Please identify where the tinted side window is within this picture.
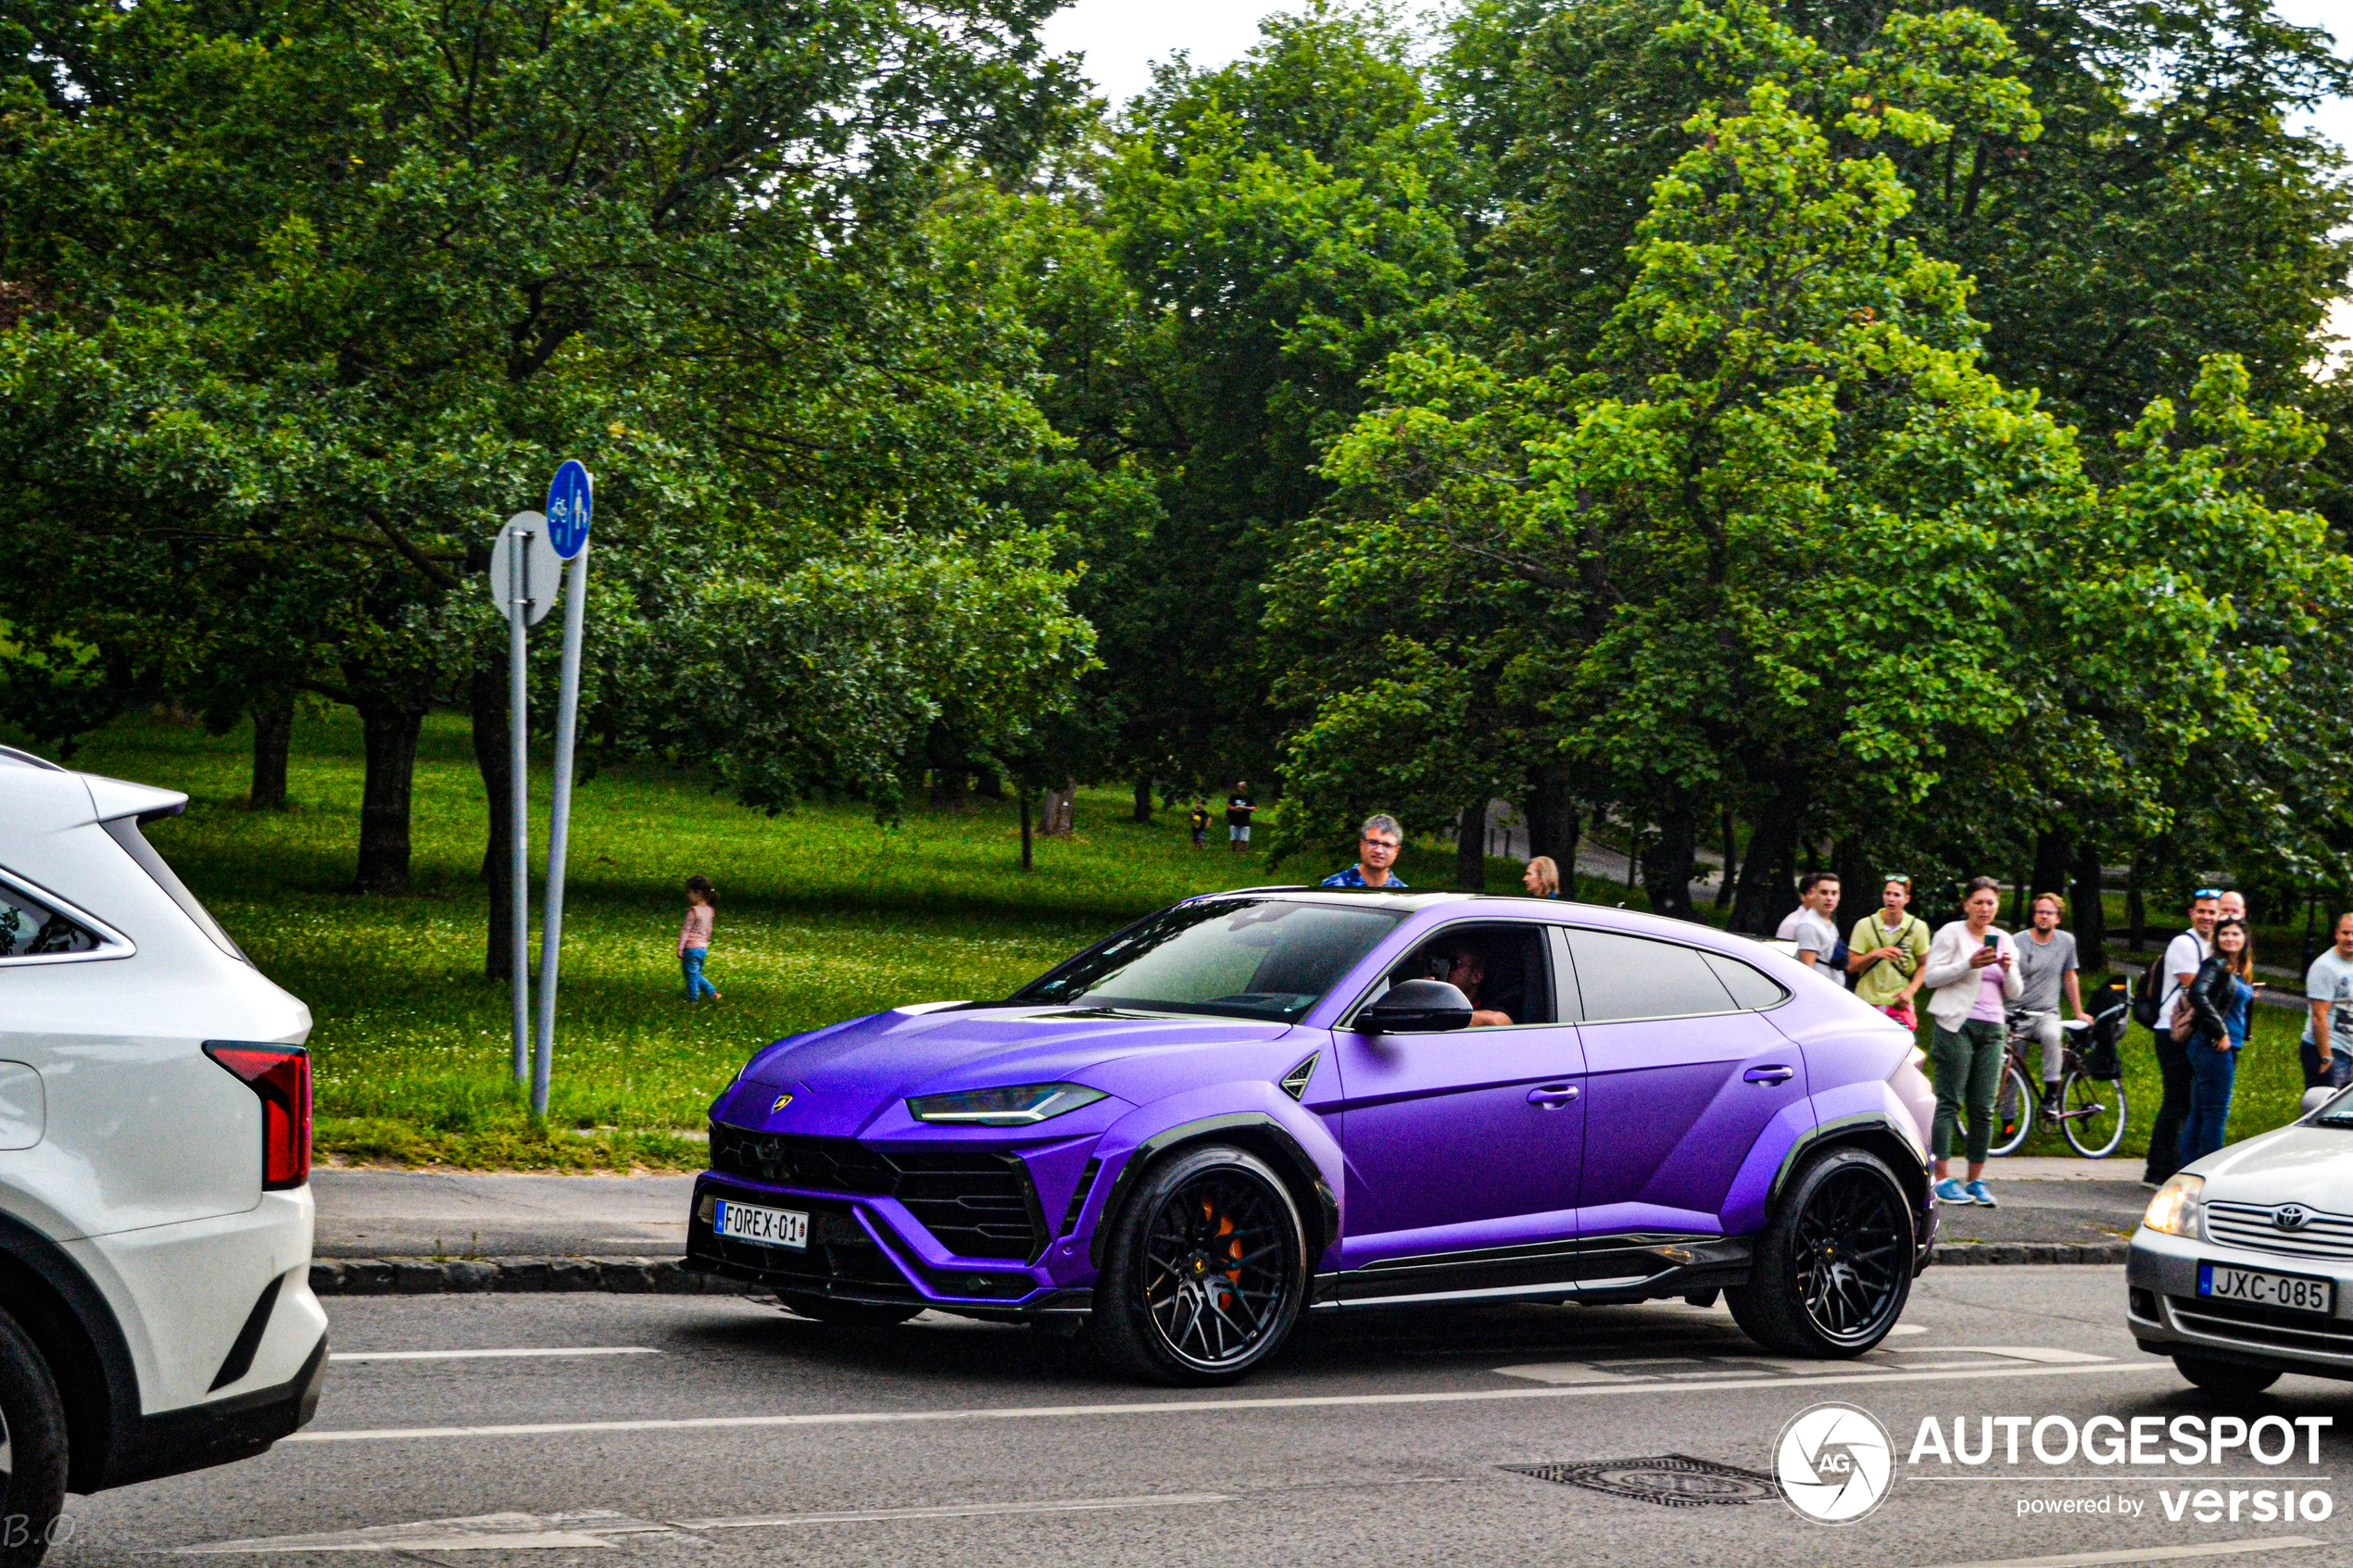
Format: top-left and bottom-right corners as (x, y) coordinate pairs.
(0, 878), (101, 960)
(1564, 929), (1738, 1022)
(1380, 922), (1555, 1027)
(1705, 951), (1789, 1010)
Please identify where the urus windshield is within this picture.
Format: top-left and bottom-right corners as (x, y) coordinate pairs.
(1014, 898), (1404, 1022)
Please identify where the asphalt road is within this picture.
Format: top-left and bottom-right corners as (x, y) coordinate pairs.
(56, 1268), (2353, 1568)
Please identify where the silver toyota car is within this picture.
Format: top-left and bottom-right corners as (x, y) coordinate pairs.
(2129, 1085), (2353, 1395)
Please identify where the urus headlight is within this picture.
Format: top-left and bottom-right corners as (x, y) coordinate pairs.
(907, 1083), (1106, 1126)
(2143, 1173), (2203, 1236)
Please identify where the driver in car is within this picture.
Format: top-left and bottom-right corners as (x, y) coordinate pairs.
(1437, 945), (1514, 1028)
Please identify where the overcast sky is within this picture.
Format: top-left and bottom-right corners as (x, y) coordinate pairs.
(1038, 0), (2352, 348)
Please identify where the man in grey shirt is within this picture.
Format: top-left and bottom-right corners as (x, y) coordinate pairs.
(1775, 872), (1843, 985)
(2016, 892), (2083, 1110)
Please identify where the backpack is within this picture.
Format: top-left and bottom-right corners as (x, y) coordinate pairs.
(2130, 947), (2171, 1030)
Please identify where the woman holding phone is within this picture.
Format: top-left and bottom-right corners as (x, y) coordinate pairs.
(1920, 877), (2023, 1207)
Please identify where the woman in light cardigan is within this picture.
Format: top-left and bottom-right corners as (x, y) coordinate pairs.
(1919, 878), (2022, 1208)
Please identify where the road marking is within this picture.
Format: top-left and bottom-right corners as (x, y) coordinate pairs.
(180, 1498), (1236, 1552)
(1917, 1536), (2327, 1568)
(330, 1348), (659, 1363)
(1494, 1346), (2108, 1384)
(283, 1359), (2167, 1445)
(673, 1494), (1235, 1529)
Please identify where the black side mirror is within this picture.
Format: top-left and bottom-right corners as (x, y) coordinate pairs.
(1357, 979), (1473, 1034)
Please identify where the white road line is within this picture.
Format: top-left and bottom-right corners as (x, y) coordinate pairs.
(330, 1348), (659, 1363)
(283, 1359), (2169, 1445)
(673, 1494), (1235, 1529)
(1918, 1536), (2327, 1568)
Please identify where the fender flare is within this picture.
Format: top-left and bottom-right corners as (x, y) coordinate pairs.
(0, 1210), (141, 1492)
(1765, 1110), (1931, 1218)
(1087, 1112), (1340, 1269)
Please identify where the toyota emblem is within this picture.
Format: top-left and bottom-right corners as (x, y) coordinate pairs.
(2276, 1204), (2309, 1232)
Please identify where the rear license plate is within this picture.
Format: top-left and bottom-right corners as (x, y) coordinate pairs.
(2198, 1261), (2333, 1315)
(714, 1198), (809, 1249)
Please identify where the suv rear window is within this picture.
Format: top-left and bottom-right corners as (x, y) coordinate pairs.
(102, 819), (249, 964)
(0, 876), (104, 959)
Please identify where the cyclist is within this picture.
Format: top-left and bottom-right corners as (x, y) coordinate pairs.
(2018, 892), (2087, 1113)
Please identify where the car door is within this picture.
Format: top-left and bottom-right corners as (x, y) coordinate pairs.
(1330, 921), (1587, 1303)
(1563, 927), (1808, 1267)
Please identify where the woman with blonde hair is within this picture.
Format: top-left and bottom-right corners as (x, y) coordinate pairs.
(1523, 856), (1562, 898)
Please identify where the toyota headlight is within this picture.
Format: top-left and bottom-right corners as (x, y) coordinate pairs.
(906, 1083), (1107, 1126)
(2143, 1173), (2203, 1236)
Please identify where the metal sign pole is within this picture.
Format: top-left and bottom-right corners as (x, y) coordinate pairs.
(526, 461), (593, 1123)
(531, 542), (588, 1120)
(509, 533), (531, 1085)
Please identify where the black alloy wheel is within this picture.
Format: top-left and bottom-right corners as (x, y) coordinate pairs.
(0, 1309), (68, 1568)
(1091, 1144), (1307, 1386)
(1729, 1147), (1914, 1358)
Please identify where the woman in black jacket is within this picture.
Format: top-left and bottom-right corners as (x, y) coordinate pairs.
(2176, 918), (2257, 1168)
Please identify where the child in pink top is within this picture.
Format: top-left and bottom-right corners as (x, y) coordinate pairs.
(679, 875), (719, 1002)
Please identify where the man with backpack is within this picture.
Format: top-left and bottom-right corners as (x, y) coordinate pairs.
(2139, 889), (2218, 1186)
(1848, 874), (1930, 1026)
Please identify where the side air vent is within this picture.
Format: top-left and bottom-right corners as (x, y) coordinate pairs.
(1060, 1157), (1101, 1236)
(1279, 1053), (1319, 1101)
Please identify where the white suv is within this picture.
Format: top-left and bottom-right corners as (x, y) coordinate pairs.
(0, 745), (326, 1564)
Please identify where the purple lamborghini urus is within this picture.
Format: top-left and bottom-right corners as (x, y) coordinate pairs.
(687, 890), (1939, 1385)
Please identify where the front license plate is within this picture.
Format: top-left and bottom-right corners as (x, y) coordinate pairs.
(2199, 1261), (2334, 1315)
(714, 1198), (809, 1250)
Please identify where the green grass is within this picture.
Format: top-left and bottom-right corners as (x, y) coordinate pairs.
(22, 709), (2319, 1170)
(37, 709), (1479, 1168)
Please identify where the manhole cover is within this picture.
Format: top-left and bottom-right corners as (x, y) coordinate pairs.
(1503, 1454), (1779, 1507)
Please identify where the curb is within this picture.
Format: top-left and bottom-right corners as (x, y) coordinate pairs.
(311, 1242), (2128, 1298)
(1931, 1241), (2127, 1266)
(308, 1257), (745, 1297)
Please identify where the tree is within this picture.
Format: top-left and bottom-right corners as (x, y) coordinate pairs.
(0, 0), (1086, 895)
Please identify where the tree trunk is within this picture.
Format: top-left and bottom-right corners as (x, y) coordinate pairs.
(1524, 763), (1577, 866)
(1833, 838), (1869, 921)
(249, 701), (293, 810)
(2070, 836), (2106, 972)
(972, 765), (1004, 800)
(2032, 829), (2072, 910)
(1714, 806), (1738, 909)
(470, 662), (514, 981)
(1019, 789), (1033, 872)
(925, 721), (966, 809)
(1457, 800), (1487, 892)
(2126, 858), (2145, 948)
(354, 695), (423, 895)
(1132, 776), (1153, 822)
(1041, 779), (1076, 836)
(1640, 800), (1698, 922)
(1730, 783), (1805, 935)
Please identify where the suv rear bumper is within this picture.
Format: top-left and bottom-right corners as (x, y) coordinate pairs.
(102, 1330), (328, 1488)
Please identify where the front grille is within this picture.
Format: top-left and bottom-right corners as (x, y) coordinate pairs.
(2168, 1293), (2353, 1359)
(710, 1125), (1046, 1261)
(2205, 1201), (2353, 1261)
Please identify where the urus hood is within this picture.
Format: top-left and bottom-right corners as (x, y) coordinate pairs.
(714, 1004), (1301, 1138)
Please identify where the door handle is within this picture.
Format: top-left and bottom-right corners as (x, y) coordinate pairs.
(1527, 1085), (1579, 1108)
(1744, 1065), (1795, 1085)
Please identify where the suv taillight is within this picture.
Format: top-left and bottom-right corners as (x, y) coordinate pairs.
(204, 1042), (311, 1189)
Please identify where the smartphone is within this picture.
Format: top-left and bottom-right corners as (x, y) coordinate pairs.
(1982, 935), (1999, 950)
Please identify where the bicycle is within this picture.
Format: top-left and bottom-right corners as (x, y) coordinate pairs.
(1971, 998), (2132, 1159)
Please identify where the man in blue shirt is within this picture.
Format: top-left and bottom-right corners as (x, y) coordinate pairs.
(1324, 814), (1408, 889)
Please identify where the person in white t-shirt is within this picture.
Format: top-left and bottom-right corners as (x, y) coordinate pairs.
(1775, 872), (1843, 985)
(2302, 911), (2353, 1092)
(2142, 890), (2218, 1186)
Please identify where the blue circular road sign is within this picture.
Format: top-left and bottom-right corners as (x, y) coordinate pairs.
(546, 460), (593, 558)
